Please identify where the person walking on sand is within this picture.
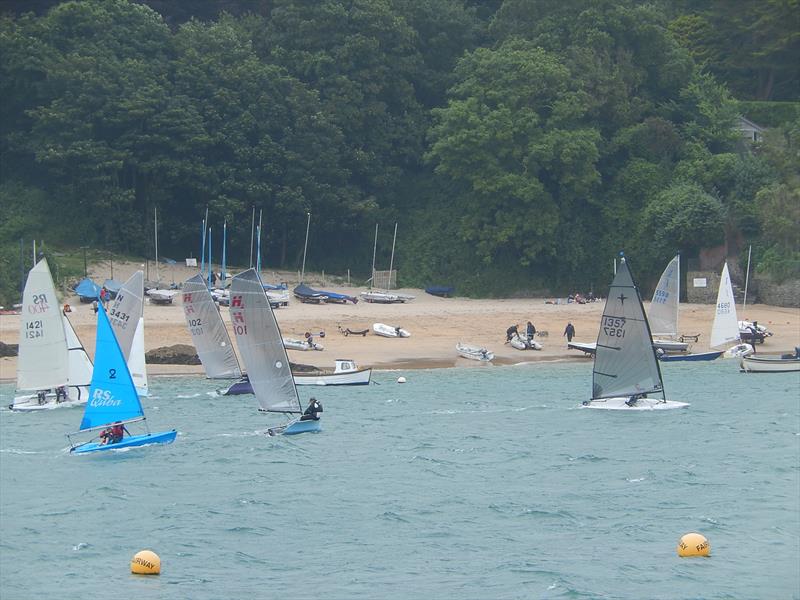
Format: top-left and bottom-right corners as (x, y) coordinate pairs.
(563, 322), (575, 345)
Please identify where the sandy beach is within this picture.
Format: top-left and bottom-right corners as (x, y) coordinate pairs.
(1, 260), (798, 381)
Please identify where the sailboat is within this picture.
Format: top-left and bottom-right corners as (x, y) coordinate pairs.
(108, 271), (148, 396)
(11, 258), (92, 411)
(230, 269), (321, 435)
(658, 262), (750, 362)
(582, 255), (689, 410)
(181, 273), (242, 380)
(68, 304), (176, 454)
(648, 255), (689, 353)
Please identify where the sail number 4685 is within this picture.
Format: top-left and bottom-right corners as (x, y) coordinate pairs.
(602, 316), (626, 337)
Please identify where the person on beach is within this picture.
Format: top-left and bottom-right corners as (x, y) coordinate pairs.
(304, 331), (314, 347)
(92, 300), (99, 314)
(564, 322), (575, 343)
(526, 321), (536, 341)
(300, 397), (323, 421)
(506, 324), (519, 341)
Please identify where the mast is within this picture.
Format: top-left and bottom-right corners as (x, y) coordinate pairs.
(249, 205), (256, 268)
(387, 222), (398, 291)
(200, 218), (206, 276)
(256, 209), (263, 273)
(154, 207), (159, 283)
(300, 212), (311, 283)
(370, 223), (378, 288)
(743, 244), (752, 312)
(221, 220), (227, 282)
(676, 253), (681, 335)
(207, 227), (212, 287)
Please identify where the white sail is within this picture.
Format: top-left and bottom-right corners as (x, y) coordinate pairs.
(182, 274), (241, 379)
(592, 257), (664, 401)
(63, 313), (93, 393)
(16, 259), (69, 392)
(128, 317), (149, 396)
(230, 269), (300, 413)
(108, 270), (144, 361)
(710, 263), (740, 349)
(648, 255), (680, 337)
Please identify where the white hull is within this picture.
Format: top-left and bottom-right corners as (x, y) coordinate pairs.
(10, 387), (88, 411)
(509, 334), (542, 350)
(723, 343), (754, 359)
(568, 341), (596, 354)
(652, 339), (689, 352)
(740, 356), (800, 373)
(373, 323), (410, 338)
(294, 368), (372, 386)
(456, 343), (494, 362)
(361, 291), (415, 303)
(283, 337), (324, 351)
(582, 397), (690, 410)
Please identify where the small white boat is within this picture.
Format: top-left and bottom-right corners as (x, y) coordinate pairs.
(283, 337), (324, 351)
(582, 255), (689, 411)
(508, 333), (542, 350)
(372, 323), (410, 338)
(568, 341), (596, 355)
(456, 343), (493, 362)
(146, 289), (179, 304)
(724, 343), (754, 359)
(652, 339), (689, 353)
(360, 291), (415, 303)
(740, 351), (800, 373)
(294, 359), (372, 386)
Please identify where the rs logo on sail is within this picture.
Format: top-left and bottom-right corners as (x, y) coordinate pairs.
(90, 389), (121, 407)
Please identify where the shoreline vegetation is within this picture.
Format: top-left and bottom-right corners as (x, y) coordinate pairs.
(1, 261), (798, 383)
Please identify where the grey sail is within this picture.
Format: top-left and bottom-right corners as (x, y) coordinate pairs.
(182, 274), (241, 379)
(230, 269), (300, 413)
(108, 270), (144, 361)
(592, 258), (664, 400)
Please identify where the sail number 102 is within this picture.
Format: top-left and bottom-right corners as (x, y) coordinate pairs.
(602, 316), (626, 338)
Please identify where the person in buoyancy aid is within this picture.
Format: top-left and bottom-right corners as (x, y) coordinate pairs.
(55, 386), (67, 403)
(100, 421), (130, 445)
(626, 393), (647, 407)
(300, 397), (323, 421)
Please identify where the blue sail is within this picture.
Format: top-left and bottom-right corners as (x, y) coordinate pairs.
(79, 304), (144, 430)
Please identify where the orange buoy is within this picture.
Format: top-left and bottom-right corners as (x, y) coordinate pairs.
(677, 533), (710, 557)
(131, 549), (161, 574)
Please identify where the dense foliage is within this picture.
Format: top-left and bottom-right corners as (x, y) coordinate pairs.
(0, 0), (797, 304)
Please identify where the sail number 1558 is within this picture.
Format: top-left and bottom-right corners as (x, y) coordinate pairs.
(602, 316), (626, 337)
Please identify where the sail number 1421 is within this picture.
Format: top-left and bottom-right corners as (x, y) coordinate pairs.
(602, 316), (626, 337)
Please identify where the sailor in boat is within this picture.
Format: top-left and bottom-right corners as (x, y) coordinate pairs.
(55, 386), (67, 403)
(99, 421), (130, 445)
(625, 393), (647, 407)
(37, 390), (48, 405)
(300, 397), (323, 421)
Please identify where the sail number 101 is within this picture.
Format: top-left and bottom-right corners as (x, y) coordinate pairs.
(602, 316), (626, 337)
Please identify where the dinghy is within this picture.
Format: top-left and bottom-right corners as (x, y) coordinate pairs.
(146, 289), (179, 305)
(740, 351), (800, 373)
(659, 263), (747, 362)
(74, 277), (101, 302)
(294, 359), (373, 386)
(568, 341), (596, 355)
(283, 337), (324, 351)
(182, 274), (242, 379)
(294, 283), (357, 304)
(68, 304), (176, 454)
(583, 255), (689, 411)
(508, 333), (542, 351)
(456, 343), (493, 362)
(648, 255), (690, 353)
(11, 259), (92, 411)
(360, 291), (415, 303)
(108, 271), (148, 396)
(372, 323), (410, 338)
(230, 269), (322, 435)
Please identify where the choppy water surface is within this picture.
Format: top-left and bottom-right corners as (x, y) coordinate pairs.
(1, 361), (798, 599)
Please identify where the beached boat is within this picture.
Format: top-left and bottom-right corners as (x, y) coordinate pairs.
(146, 288), (179, 304)
(508, 333), (542, 351)
(372, 322), (410, 338)
(74, 277), (100, 302)
(740, 351), (800, 373)
(182, 274), (242, 379)
(11, 259), (92, 411)
(360, 290), (415, 303)
(425, 285), (455, 298)
(583, 255), (689, 411)
(456, 343), (493, 362)
(68, 304), (176, 454)
(108, 271), (148, 396)
(648, 255), (690, 353)
(230, 269), (322, 435)
(659, 263), (748, 362)
(294, 283), (357, 304)
(283, 337), (324, 351)
(568, 341), (596, 355)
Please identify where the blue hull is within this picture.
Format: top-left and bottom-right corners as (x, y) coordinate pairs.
(71, 430), (177, 454)
(659, 351), (723, 362)
(269, 419), (322, 436)
(222, 379), (253, 395)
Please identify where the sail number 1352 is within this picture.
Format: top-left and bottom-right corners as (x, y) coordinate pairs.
(602, 316), (626, 337)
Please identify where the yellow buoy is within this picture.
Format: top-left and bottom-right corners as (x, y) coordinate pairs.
(677, 533), (710, 557)
(131, 549), (161, 574)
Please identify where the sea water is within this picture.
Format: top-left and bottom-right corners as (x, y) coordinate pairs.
(0, 361), (798, 599)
